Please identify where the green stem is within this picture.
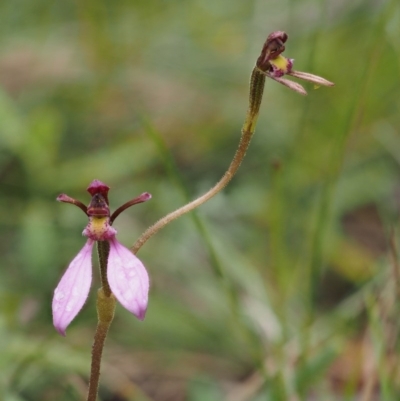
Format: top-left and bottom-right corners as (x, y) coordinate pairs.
(131, 68), (265, 254)
(97, 240), (111, 296)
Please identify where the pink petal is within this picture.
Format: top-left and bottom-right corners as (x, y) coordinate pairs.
(52, 239), (94, 336)
(107, 238), (149, 320)
(269, 75), (307, 95)
(288, 71), (334, 87)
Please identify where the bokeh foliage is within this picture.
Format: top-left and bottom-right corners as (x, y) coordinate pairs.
(1, 0), (400, 400)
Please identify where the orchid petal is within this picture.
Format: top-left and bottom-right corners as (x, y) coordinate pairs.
(269, 75), (307, 95)
(107, 238), (149, 320)
(288, 70), (334, 87)
(52, 239), (94, 336)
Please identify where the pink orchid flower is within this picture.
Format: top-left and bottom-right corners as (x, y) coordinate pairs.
(52, 179), (151, 336)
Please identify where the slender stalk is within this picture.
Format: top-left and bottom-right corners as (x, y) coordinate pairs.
(87, 288), (116, 401)
(131, 68), (265, 254)
(143, 119), (268, 373)
(87, 242), (115, 401)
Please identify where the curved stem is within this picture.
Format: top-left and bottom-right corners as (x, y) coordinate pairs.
(131, 68), (265, 254)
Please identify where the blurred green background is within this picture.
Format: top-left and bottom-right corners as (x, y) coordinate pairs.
(1, 0), (400, 400)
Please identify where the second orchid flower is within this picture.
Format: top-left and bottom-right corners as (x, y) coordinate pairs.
(256, 31), (334, 95)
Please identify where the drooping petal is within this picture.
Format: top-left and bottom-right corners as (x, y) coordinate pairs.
(107, 238), (149, 320)
(288, 70), (335, 87)
(269, 75), (307, 95)
(52, 239), (94, 336)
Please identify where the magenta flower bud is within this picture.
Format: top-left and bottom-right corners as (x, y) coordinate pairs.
(53, 180), (151, 335)
(87, 179), (110, 199)
(87, 179), (110, 206)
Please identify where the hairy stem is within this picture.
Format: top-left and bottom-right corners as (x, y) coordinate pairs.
(131, 68), (265, 254)
(87, 288), (116, 401)
(87, 242), (113, 401)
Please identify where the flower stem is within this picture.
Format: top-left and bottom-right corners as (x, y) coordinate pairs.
(131, 68), (266, 254)
(87, 288), (116, 401)
(97, 240), (111, 296)
(87, 241), (113, 401)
